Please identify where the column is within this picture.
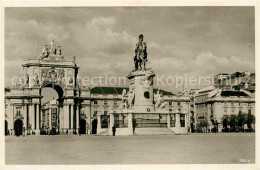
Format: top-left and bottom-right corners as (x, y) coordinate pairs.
(109, 113), (114, 136)
(49, 108), (51, 129)
(59, 107), (64, 133)
(167, 114), (170, 128)
(110, 114), (114, 128)
(36, 104), (39, 130)
(176, 113), (181, 128)
(85, 105), (91, 134)
(75, 104), (79, 132)
(185, 114), (187, 128)
(29, 104), (35, 131)
(64, 104), (70, 132)
(70, 104), (73, 130)
(39, 104), (41, 130)
(119, 114), (123, 127)
(24, 105), (27, 134)
(97, 113), (101, 129)
(11, 104), (14, 135)
(8, 104), (14, 134)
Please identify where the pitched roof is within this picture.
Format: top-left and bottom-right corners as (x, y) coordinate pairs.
(90, 86), (175, 95)
(220, 91), (249, 97)
(91, 87), (129, 95)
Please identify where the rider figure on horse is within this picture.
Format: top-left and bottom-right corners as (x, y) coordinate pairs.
(134, 34), (148, 71)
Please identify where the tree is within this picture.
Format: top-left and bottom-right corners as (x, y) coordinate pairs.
(229, 114), (238, 132)
(196, 121), (203, 133)
(247, 113), (255, 131)
(237, 113), (247, 132)
(200, 120), (209, 132)
(221, 115), (229, 131)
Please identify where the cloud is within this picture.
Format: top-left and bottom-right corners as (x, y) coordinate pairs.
(4, 8), (255, 92)
(148, 49), (255, 77)
(67, 16), (137, 78)
(5, 19), (70, 61)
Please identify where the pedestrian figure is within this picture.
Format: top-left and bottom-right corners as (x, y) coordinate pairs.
(133, 117), (136, 134)
(23, 127), (25, 137)
(112, 126), (116, 136)
(78, 128), (81, 136)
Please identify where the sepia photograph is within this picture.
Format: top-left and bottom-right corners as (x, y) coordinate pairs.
(1, 1), (259, 169)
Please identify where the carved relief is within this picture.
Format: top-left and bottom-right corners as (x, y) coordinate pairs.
(48, 67), (58, 80)
(41, 69), (49, 78)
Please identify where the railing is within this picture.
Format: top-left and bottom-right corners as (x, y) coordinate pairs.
(133, 114), (167, 128)
(114, 114), (128, 128)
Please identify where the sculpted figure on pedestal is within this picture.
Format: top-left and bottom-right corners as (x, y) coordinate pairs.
(26, 74), (29, 85)
(34, 74), (39, 85)
(154, 89), (164, 109)
(127, 90), (135, 108)
(68, 74), (73, 85)
(41, 46), (49, 59)
(50, 40), (56, 54)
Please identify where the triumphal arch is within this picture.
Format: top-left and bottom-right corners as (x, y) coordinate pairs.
(5, 41), (91, 135)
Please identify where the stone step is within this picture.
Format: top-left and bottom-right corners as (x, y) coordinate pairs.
(97, 129), (109, 136)
(134, 128), (175, 135)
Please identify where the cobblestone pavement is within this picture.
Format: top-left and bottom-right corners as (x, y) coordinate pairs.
(5, 133), (255, 164)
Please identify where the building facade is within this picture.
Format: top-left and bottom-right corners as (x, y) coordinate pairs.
(194, 86), (255, 132)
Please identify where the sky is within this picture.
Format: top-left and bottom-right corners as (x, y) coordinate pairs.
(5, 7), (255, 100)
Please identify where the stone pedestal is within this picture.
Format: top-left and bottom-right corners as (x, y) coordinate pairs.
(68, 129), (73, 134)
(128, 113), (133, 129)
(127, 69), (155, 113)
(35, 129), (40, 135)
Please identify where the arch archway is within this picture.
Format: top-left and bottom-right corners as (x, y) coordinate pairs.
(40, 83), (65, 134)
(79, 119), (86, 134)
(14, 119), (23, 136)
(5, 120), (8, 136)
(41, 83), (64, 99)
(92, 119), (97, 134)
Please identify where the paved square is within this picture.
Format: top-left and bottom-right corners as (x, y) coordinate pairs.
(5, 133), (255, 164)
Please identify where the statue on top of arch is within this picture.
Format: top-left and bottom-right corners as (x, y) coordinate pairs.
(41, 40), (62, 60)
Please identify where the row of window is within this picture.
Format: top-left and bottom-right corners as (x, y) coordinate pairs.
(170, 114), (185, 127)
(93, 110), (108, 116)
(16, 110), (21, 116)
(197, 103), (252, 109)
(168, 101), (181, 106)
(196, 97), (207, 103)
(224, 109), (251, 114)
(197, 104), (207, 109)
(93, 100), (181, 106)
(94, 100), (117, 105)
(224, 103), (251, 106)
